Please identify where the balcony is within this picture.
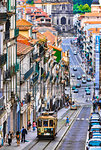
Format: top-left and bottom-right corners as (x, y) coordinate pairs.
(24, 67), (34, 81)
(0, 95), (4, 110)
(0, 53), (7, 67)
(3, 30), (10, 40)
(45, 71), (49, 80)
(31, 53), (39, 63)
(15, 28), (19, 37)
(50, 75), (53, 82)
(44, 56), (50, 64)
(32, 73), (39, 84)
(3, 70), (11, 81)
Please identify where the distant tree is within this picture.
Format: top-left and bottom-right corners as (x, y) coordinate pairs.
(26, 0), (34, 4)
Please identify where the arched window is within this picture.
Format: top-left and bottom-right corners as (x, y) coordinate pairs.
(61, 17), (66, 25)
(68, 19), (70, 24)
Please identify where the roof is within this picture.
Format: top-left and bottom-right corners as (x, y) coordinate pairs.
(34, 0), (42, 4)
(36, 32), (46, 40)
(50, 45), (62, 51)
(17, 34), (30, 46)
(81, 12), (101, 17)
(84, 21), (101, 24)
(32, 29), (38, 33)
(43, 30), (56, 45)
(16, 19), (33, 26)
(88, 28), (101, 33)
(17, 42), (34, 56)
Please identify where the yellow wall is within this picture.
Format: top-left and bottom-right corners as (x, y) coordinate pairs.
(19, 30), (29, 38)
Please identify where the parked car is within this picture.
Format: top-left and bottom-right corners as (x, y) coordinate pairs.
(89, 121), (101, 131)
(89, 125), (101, 139)
(86, 139), (101, 150)
(92, 132), (101, 139)
(73, 67), (77, 71)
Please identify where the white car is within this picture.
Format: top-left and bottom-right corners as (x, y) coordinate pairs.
(74, 51), (77, 55)
(86, 139), (101, 150)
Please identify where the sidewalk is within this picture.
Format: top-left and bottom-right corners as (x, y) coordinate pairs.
(0, 130), (37, 150)
(1, 107), (69, 150)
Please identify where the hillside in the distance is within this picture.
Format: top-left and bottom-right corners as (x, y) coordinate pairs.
(26, 0), (93, 5)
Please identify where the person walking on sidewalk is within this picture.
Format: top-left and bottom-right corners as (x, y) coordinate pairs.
(16, 131), (21, 146)
(65, 116), (69, 126)
(7, 131), (12, 146)
(33, 120), (36, 131)
(21, 126), (27, 142)
(27, 120), (31, 130)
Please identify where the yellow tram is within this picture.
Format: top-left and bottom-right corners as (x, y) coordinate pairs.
(37, 111), (57, 139)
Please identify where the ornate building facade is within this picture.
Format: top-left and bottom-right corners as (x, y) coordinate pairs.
(51, 0), (73, 33)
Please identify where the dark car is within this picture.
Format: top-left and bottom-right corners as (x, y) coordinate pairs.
(77, 76), (81, 80)
(74, 89), (79, 93)
(71, 73), (75, 77)
(76, 83), (81, 88)
(86, 90), (91, 95)
(87, 78), (91, 82)
(82, 79), (86, 84)
(73, 67), (77, 71)
(72, 86), (76, 90)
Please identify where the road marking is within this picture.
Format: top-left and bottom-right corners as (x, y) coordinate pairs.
(76, 118), (89, 121)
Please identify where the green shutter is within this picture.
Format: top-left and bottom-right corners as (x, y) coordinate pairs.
(53, 48), (61, 63)
(7, 0), (11, 11)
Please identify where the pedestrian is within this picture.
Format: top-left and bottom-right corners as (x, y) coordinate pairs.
(21, 126), (27, 142)
(65, 116), (69, 126)
(33, 120), (36, 131)
(16, 131), (20, 146)
(27, 120), (31, 130)
(7, 131), (12, 146)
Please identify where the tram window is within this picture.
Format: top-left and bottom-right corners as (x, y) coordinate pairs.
(43, 120), (48, 127)
(50, 120), (53, 127)
(38, 119), (42, 127)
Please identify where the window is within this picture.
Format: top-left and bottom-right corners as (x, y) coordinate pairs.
(49, 120), (53, 127)
(38, 119), (42, 127)
(43, 120), (48, 127)
(61, 17), (66, 25)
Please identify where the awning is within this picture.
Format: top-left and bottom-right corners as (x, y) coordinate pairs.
(51, 51), (56, 55)
(49, 45), (62, 51)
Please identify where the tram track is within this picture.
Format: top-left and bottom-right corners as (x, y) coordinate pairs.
(28, 107), (81, 150)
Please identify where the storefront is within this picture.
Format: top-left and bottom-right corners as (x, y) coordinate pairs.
(20, 104), (28, 129)
(0, 111), (7, 145)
